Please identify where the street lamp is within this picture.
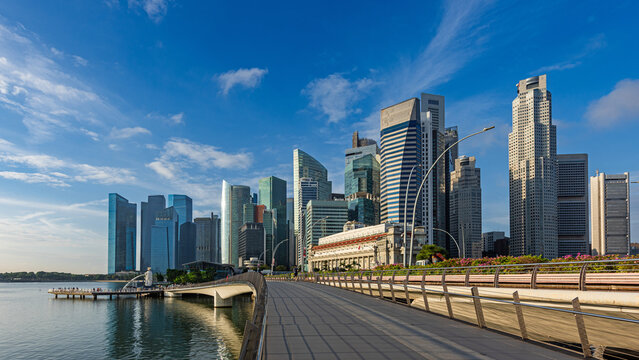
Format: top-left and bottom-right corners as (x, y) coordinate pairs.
(271, 238), (289, 273)
(408, 126), (495, 266)
(433, 227), (460, 257)
(403, 164), (422, 266)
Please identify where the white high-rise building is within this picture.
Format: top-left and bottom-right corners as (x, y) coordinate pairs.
(508, 75), (558, 258)
(449, 156), (482, 258)
(591, 172), (630, 255)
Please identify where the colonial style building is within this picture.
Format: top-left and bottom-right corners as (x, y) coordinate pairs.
(308, 223), (425, 271)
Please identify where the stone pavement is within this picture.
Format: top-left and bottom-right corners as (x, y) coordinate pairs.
(265, 281), (578, 359)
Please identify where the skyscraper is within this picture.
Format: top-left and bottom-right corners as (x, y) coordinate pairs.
(140, 195), (165, 271)
(293, 149), (332, 266)
(305, 199), (348, 269)
(444, 126), (459, 254)
(238, 223), (265, 264)
(151, 206), (179, 272)
(259, 176), (288, 267)
(178, 222), (196, 266)
(168, 194), (193, 225)
(591, 172), (630, 255)
(220, 180), (252, 266)
(420, 93), (446, 249)
(194, 214), (220, 263)
(449, 156), (482, 258)
(107, 193), (136, 274)
(345, 154), (380, 225)
(287, 197), (295, 268)
(380, 98), (422, 226)
(509, 75), (558, 258)
(557, 154), (589, 256)
(345, 131), (379, 166)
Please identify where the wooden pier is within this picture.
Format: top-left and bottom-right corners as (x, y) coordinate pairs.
(48, 288), (164, 300)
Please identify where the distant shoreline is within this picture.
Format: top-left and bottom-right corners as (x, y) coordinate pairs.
(0, 280), (130, 283)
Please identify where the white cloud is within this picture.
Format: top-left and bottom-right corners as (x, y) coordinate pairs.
(0, 171), (70, 187)
(128, 0), (169, 23)
(533, 34), (606, 74)
(303, 74), (374, 123)
(0, 139), (136, 186)
(586, 79), (639, 128)
(170, 112), (184, 124)
(216, 67), (268, 95)
(110, 126), (151, 139)
(72, 55), (88, 67)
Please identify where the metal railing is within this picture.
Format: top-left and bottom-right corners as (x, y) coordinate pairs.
(268, 260), (639, 359)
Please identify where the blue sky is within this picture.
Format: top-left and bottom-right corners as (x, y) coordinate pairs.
(0, 0), (638, 273)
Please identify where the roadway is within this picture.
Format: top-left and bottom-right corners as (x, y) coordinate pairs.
(266, 281), (578, 359)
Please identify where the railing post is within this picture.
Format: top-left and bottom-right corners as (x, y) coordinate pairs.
(579, 264), (588, 291)
(378, 271), (384, 299)
(337, 272), (343, 289)
(390, 270), (397, 303)
(494, 266), (500, 288)
(367, 272), (373, 296)
(442, 270), (454, 318)
(350, 273), (355, 291)
(359, 272), (364, 293)
(464, 268), (471, 287)
(404, 270), (411, 305)
(530, 265), (539, 289)
(572, 297), (592, 358)
(471, 287), (486, 328)
(512, 291), (528, 340)
(421, 270), (429, 312)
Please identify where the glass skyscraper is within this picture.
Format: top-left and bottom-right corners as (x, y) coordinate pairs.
(259, 176), (288, 267)
(345, 154), (380, 225)
(293, 149), (332, 267)
(305, 200), (348, 270)
(140, 195), (165, 271)
(557, 154), (589, 257)
(152, 206), (179, 271)
(220, 180), (252, 266)
(107, 193), (137, 274)
(380, 98), (422, 226)
(194, 213), (220, 263)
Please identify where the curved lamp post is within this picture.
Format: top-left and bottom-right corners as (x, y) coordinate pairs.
(271, 238), (289, 273)
(408, 126), (495, 266)
(402, 164), (422, 266)
(432, 227), (460, 257)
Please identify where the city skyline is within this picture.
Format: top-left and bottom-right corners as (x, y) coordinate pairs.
(1, 1), (639, 273)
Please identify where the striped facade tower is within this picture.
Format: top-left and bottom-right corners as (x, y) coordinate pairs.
(380, 98), (422, 226)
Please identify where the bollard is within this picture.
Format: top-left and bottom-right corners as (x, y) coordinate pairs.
(572, 297), (592, 358)
(512, 291), (528, 340)
(471, 287), (486, 328)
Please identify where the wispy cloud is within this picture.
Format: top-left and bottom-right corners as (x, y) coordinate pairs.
(216, 67), (268, 95)
(170, 112), (183, 124)
(110, 126), (151, 139)
(128, 0), (169, 23)
(146, 111), (184, 125)
(533, 33), (606, 74)
(72, 55), (88, 67)
(586, 78), (639, 128)
(0, 138), (136, 186)
(302, 74), (374, 123)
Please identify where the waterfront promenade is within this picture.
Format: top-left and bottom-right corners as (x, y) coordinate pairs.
(266, 282), (577, 359)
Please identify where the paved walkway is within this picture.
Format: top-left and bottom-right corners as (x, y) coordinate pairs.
(266, 281), (578, 359)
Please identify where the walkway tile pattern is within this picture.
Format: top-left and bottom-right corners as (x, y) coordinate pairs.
(266, 282), (578, 359)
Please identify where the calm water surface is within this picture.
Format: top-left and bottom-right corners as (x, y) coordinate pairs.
(0, 282), (252, 359)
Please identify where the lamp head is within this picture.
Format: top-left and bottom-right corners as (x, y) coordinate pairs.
(483, 126), (495, 132)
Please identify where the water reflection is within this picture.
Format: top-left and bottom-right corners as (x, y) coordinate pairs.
(107, 294), (252, 359)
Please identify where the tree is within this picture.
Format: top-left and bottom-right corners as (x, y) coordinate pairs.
(275, 265), (287, 271)
(417, 244), (448, 261)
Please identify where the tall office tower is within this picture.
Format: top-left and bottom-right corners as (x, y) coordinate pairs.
(140, 195), (165, 271)
(238, 223), (265, 265)
(482, 231), (508, 257)
(252, 193), (258, 204)
(345, 154), (380, 225)
(449, 156), (482, 258)
(287, 197), (295, 267)
(221, 181), (252, 266)
(509, 75), (558, 258)
(557, 154), (590, 256)
(444, 126), (459, 255)
(420, 93), (446, 248)
(107, 193), (137, 274)
(305, 199), (348, 269)
(259, 176), (288, 267)
(293, 149), (332, 267)
(195, 214), (220, 263)
(243, 203), (265, 224)
(345, 131), (379, 166)
(178, 222), (196, 266)
(168, 194), (193, 263)
(380, 98), (422, 226)
(151, 206), (179, 272)
(591, 172), (630, 255)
